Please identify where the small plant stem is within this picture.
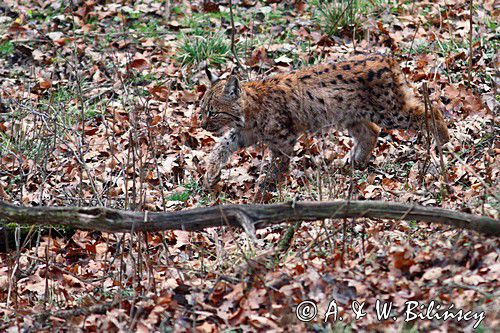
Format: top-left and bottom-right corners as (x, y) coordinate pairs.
(468, 0), (474, 84)
(44, 228), (51, 308)
(422, 83), (451, 197)
(228, 0), (243, 69)
(407, 20), (421, 58)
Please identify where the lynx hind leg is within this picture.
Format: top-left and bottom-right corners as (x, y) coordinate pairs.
(347, 121), (380, 169)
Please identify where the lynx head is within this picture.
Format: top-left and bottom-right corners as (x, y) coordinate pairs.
(199, 68), (244, 135)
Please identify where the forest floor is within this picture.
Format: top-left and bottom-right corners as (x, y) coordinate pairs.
(0, 0), (498, 331)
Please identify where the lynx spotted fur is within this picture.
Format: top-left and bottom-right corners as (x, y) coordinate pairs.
(199, 54), (450, 188)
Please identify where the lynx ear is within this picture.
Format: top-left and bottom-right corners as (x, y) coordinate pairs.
(223, 75), (240, 99)
(204, 66), (219, 84)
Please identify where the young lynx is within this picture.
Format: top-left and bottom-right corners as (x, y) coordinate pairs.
(199, 54), (449, 188)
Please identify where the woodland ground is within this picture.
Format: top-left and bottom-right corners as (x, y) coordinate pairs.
(0, 0), (498, 332)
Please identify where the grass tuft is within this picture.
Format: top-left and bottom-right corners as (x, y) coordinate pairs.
(312, 0), (389, 37)
(313, 0), (360, 36)
(175, 32), (233, 67)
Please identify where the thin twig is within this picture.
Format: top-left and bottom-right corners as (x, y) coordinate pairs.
(228, 0), (243, 69)
(468, 0), (474, 84)
(422, 82), (451, 196)
(407, 20), (421, 59)
(420, 83), (432, 182)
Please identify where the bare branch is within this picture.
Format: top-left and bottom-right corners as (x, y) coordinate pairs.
(0, 200), (498, 236)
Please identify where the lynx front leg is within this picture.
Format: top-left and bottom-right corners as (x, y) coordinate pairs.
(347, 122), (380, 169)
(204, 129), (245, 188)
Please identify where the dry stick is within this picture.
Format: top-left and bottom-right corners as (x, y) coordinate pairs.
(422, 83), (451, 196)
(420, 83), (432, 181)
(116, 234), (125, 292)
(468, 0), (474, 84)
(124, 135), (131, 209)
(407, 20), (421, 59)
(118, 11), (134, 211)
(144, 104), (167, 210)
(130, 121), (138, 211)
(403, 19), (427, 177)
(1, 200), (497, 236)
(6, 256), (15, 311)
(44, 229), (51, 309)
(128, 217), (139, 324)
(101, 56), (127, 208)
(134, 98), (150, 211)
(228, 0), (243, 70)
(343, 149), (357, 264)
(69, 8), (87, 206)
(5, 227), (18, 311)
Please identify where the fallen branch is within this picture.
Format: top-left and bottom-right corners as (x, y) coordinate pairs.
(0, 200), (498, 236)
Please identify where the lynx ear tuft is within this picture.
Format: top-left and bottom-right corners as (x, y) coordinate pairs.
(223, 75), (240, 99)
(204, 64), (219, 84)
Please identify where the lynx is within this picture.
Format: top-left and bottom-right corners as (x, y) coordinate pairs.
(199, 54), (450, 189)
